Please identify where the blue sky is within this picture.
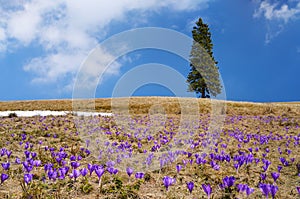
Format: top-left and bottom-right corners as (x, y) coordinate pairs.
(0, 0), (299, 102)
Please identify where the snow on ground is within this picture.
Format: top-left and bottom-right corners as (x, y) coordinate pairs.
(0, 111), (112, 117)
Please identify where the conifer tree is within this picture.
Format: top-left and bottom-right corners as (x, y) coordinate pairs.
(187, 18), (221, 98)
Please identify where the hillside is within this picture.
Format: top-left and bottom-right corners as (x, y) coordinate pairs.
(0, 97), (299, 198)
(0, 97), (299, 117)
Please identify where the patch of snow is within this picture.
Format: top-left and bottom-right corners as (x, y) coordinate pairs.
(0, 111), (112, 117)
(75, 111), (112, 117)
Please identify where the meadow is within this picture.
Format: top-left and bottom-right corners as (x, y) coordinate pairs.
(0, 97), (299, 198)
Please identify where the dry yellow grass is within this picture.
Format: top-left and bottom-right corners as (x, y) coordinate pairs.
(0, 97), (299, 117)
(0, 97), (299, 198)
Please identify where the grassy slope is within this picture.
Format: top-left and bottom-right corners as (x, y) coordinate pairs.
(0, 97), (299, 198)
(0, 97), (299, 117)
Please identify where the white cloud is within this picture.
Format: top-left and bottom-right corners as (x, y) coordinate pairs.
(0, 28), (6, 52)
(23, 51), (86, 83)
(0, 28), (5, 41)
(0, 0), (209, 90)
(264, 23), (284, 44)
(253, 1), (300, 43)
(254, 1), (300, 23)
(7, 8), (40, 44)
(72, 46), (123, 95)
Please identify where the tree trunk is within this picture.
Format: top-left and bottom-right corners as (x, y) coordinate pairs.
(201, 86), (206, 98)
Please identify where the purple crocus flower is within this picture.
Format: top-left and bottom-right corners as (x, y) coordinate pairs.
(237, 184), (247, 192)
(196, 157), (207, 164)
(56, 157), (62, 164)
(63, 166), (70, 174)
(262, 165), (268, 172)
(87, 163), (95, 175)
(277, 166), (283, 172)
(135, 172), (144, 179)
(176, 164), (182, 173)
(80, 168), (88, 177)
(48, 169), (58, 181)
(106, 161), (115, 168)
(28, 158), (34, 165)
(24, 151), (30, 158)
(95, 166), (105, 179)
(107, 167), (118, 175)
(1, 173), (9, 184)
(21, 134), (26, 141)
(77, 155), (82, 161)
(279, 157), (289, 166)
(296, 187), (300, 195)
(70, 169), (81, 180)
(277, 147), (282, 154)
(210, 161), (220, 171)
(71, 161), (80, 169)
(24, 173), (33, 184)
(0, 148), (6, 156)
(94, 165), (105, 187)
(33, 160), (41, 167)
(85, 149), (91, 156)
(163, 176), (175, 190)
(246, 186), (255, 196)
(23, 161), (33, 173)
(31, 152), (37, 159)
(234, 163), (239, 171)
(237, 183), (254, 196)
(186, 181), (194, 193)
(70, 155), (76, 161)
(255, 158), (260, 164)
(6, 151), (12, 158)
(58, 167), (67, 180)
(15, 157), (21, 164)
(222, 176), (235, 188)
(182, 159), (188, 167)
(259, 183), (270, 198)
(106, 166), (114, 174)
(261, 173), (267, 181)
(126, 167), (133, 177)
(44, 163), (53, 172)
(279, 157), (285, 164)
(270, 185), (278, 199)
(271, 172), (280, 182)
(202, 184), (212, 198)
(1, 162), (10, 170)
(264, 160), (271, 167)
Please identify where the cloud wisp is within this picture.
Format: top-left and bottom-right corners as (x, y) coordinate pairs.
(253, 0), (300, 43)
(254, 1), (300, 23)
